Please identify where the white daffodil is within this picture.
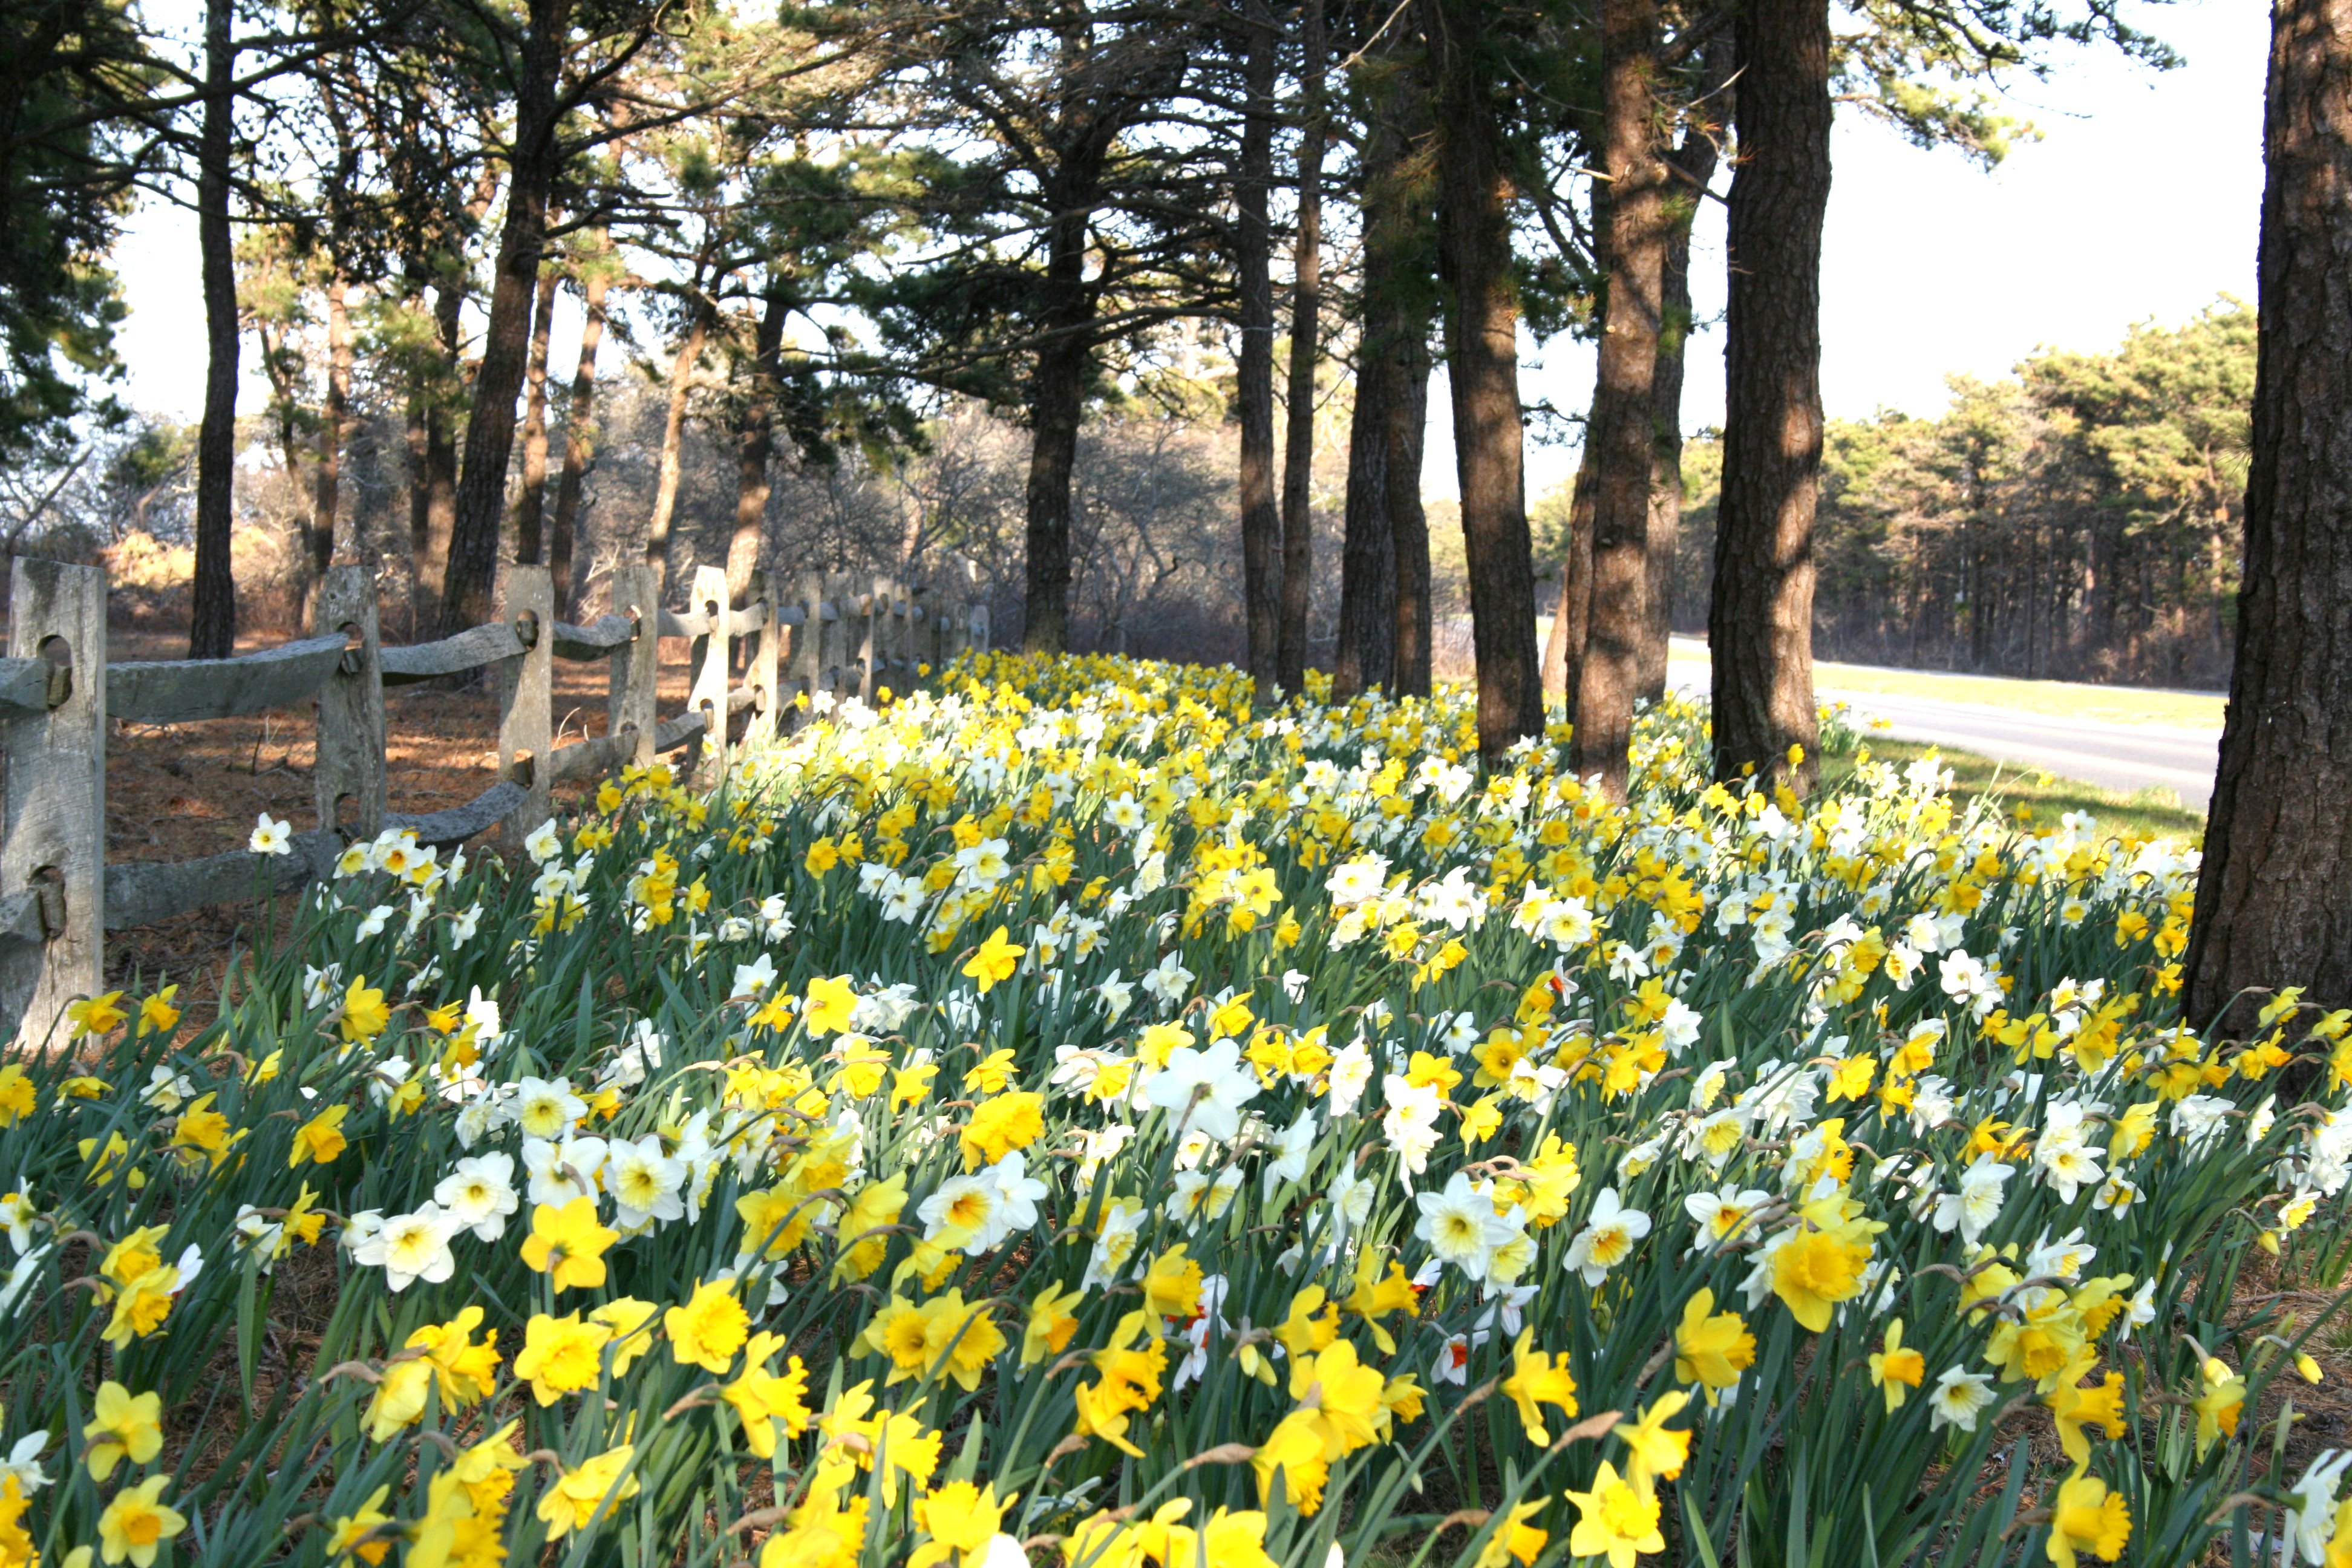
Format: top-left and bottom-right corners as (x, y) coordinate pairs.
(2285, 1450), (2352, 1564)
(1563, 1188), (1651, 1286)
(434, 1152), (520, 1242)
(1927, 1366), (1996, 1432)
(1144, 1039), (1259, 1142)
(604, 1134), (688, 1228)
(351, 1203), (459, 1292)
(1684, 1186), (1772, 1253)
(512, 1076), (586, 1140)
(1414, 1170), (1518, 1279)
(1932, 1155), (2012, 1246)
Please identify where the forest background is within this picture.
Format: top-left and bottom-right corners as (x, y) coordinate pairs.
(2, 0), (2256, 685)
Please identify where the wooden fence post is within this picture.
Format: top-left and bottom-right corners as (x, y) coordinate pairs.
(909, 585), (930, 679)
(857, 577), (882, 704)
(685, 563), (730, 786)
(744, 569), (780, 748)
(817, 572), (845, 700)
(0, 560), (106, 1046)
(608, 561), (658, 769)
(313, 562), (387, 837)
(497, 563), (553, 844)
(788, 571), (824, 725)
(887, 580), (909, 694)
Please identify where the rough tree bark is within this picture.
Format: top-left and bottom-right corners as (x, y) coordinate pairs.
(2187, 0), (2352, 1025)
(551, 260), (608, 616)
(417, 280), (463, 617)
(1277, 0), (1326, 691)
(645, 301), (713, 598)
(1237, 0), (1282, 691)
(1024, 330), (1086, 655)
(1709, 0), (1827, 791)
(1572, 0), (1670, 799)
(1335, 339), (1396, 697)
(1336, 45), (1424, 699)
(1388, 324), (1434, 698)
(310, 275), (352, 590)
(1423, 0), (1543, 756)
(728, 279), (790, 604)
(1021, 146), (1103, 655)
(512, 267), (557, 564)
(189, 0), (238, 659)
(1638, 40), (1731, 701)
(1541, 435), (1596, 708)
(439, 0), (573, 635)
(407, 391), (429, 604)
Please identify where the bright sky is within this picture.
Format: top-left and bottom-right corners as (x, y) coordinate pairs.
(107, 0), (2264, 507)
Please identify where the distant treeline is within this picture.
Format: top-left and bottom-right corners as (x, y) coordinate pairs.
(1651, 299), (2252, 688)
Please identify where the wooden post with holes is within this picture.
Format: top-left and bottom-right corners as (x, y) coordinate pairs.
(607, 561), (658, 769)
(685, 563), (730, 786)
(0, 559), (105, 1046)
(744, 569), (780, 747)
(497, 563), (554, 843)
(313, 562), (386, 837)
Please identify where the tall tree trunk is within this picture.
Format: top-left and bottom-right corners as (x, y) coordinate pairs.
(1968, 512), (1990, 667)
(1237, 0), (1282, 691)
(419, 279), (463, 616)
(1423, 0), (1543, 756)
(439, 0), (572, 635)
(1335, 341), (1396, 697)
(1025, 335), (1086, 654)
(1345, 352), (1392, 701)
(1708, 0), (1828, 791)
(512, 266), (557, 564)
(550, 258), (608, 616)
(189, 0), (238, 659)
(1388, 322), (1434, 698)
(407, 390), (430, 585)
(1022, 172), (1099, 655)
(2187, 0), (2352, 1025)
(645, 301), (711, 599)
(1337, 44), (1426, 699)
(1572, 0), (1669, 798)
(1638, 42), (1730, 701)
(1277, 0), (1327, 690)
(313, 275), (352, 580)
(347, 412), (383, 567)
(1541, 436), (1596, 708)
(728, 279), (790, 604)
(265, 324), (309, 556)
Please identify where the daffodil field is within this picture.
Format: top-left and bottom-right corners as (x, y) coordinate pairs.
(6, 652), (2352, 1568)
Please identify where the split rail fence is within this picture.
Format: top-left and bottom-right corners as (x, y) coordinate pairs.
(0, 555), (988, 1044)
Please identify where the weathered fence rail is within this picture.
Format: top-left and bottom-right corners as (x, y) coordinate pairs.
(0, 555), (988, 1044)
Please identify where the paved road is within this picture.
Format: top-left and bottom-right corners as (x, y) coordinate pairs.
(1818, 690), (2220, 809)
(1662, 653), (2223, 809)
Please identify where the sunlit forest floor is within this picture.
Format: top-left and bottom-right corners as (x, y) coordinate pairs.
(1829, 737), (2207, 844)
(1663, 635), (2227, 729)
